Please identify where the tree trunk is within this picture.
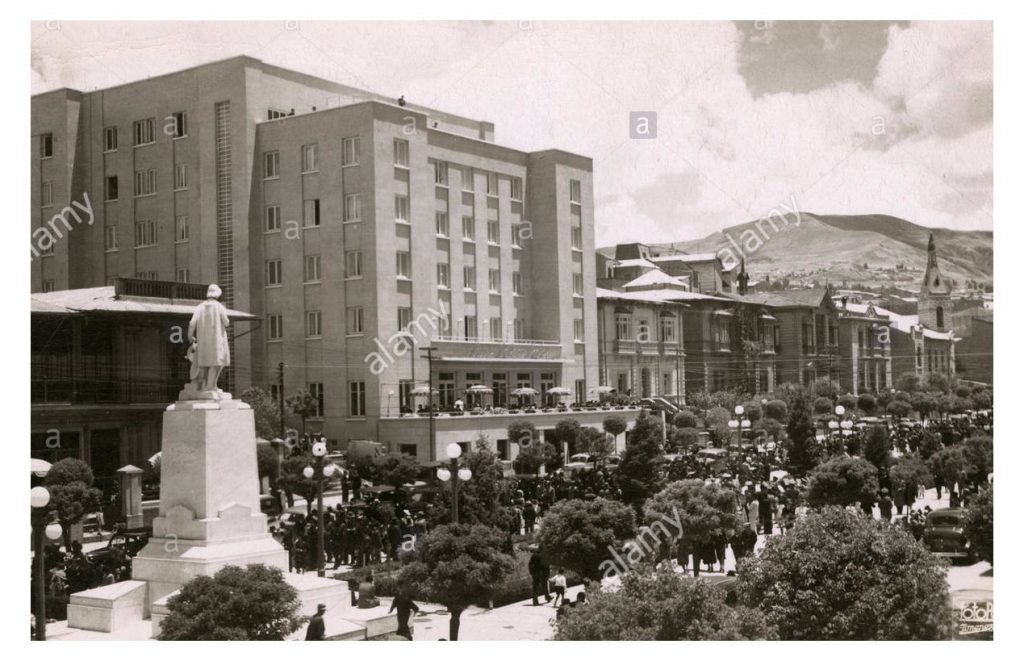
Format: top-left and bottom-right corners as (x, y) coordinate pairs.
(449, 607), (462, 641)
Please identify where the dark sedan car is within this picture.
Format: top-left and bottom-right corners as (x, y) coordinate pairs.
(85, 529), (150, 567)
(922, 508), (975, 562)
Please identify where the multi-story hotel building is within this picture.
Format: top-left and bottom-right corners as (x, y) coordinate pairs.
(31, 56), (609, 462)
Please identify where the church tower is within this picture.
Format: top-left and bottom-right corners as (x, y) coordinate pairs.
(918, 233), (951, 330)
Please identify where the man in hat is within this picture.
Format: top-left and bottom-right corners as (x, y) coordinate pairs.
(305, 604), (327, 640)
(529, 545), (552, 605)
(878, 488), (894, 522)
(187, 283), (231, 393)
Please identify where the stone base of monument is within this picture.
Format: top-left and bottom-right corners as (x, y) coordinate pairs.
(67, 580), (148, 633)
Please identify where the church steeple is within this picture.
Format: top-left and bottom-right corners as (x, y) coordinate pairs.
(919, 232), (951, 330)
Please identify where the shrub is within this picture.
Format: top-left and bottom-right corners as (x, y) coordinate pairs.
(806, 456), (879, 507)
(537, 497), (636, 580)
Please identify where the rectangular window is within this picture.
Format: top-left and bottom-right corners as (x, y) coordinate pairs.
(615, 314), (631, 341)
(574, 318), (585, 342)
(462, 215), (475, 240)
(491, 316), (503, 341)
(512, 271), (522, 295)
(569, 179), (582, 203)
(134, 220), (157, 247)
(661, 316), (675, 343)
(303, 199), (321, 227)
(41, 181), (53, 207)
(133, 119), (154, 146)
(462, 166), (474, 191)
(487, 219), (499, 244)
(489, 268), (501, 293)
(176, 268), (190, 283)
(265, 205), (281, 232)
(396, 251), (411, 278)
(510, 177), (523, 201)
(398, 307), (412, 330)
(435, 211), (449, 236)
(346, 307), (364, 335)
(395, 195), (409, 222)
(171, 111), (188, 138)
(344, 193), (361, 222)
(394, 138), (409, 167)
(40, 133), (53, 158)
(464, 315), (478, 339)
(345, 251), (362, 278)
(263, 151), (280, 178)
(571, 225), (583, 250)
(514, 319), (525, 341)
(572, 273), (583, 296)
(511, 224), (522, 247)
(103, 126), (117, 152)
(104, 226), (118, 251)
(306, 311), (322, 338)
(437, 262), (450, 288)
(105, 176), (118, 201)
(134, 169), (157, 196)
(268, 314), (283, 340)
(304, 254), (321, 282)
(463, 266), (476, 290)
(301, 144), (318, 173)
(342, 137), (360, 165)
(309, 383), (325, 418)
(486, 172), (498, 196)
(267, 109), (287, 121)
(175, 215), (189, 242)
(349, 381), (366, 417)
(434, 161), (448, 186)
(174, 164), (187, 190)
(266, 259), (282, 286)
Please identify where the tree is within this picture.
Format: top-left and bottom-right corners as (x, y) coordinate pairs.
(555, 567), (775, 640)
(837, 393), (858, 412)
(240, 387), (282, 440)
(895, 372), (922, 393)
(784, 395), (819, 477)
(398, 523), (516, 640)
(888, 455), (930, 495)
(256, 443), (280, 486)
(962, 436), (993, 487)
(285, 389), (319, 435)
(911, 392), (937, 420)
(917, 431), (943, 461)
(811, 376), (838, 399)
(927, 446), (969, 493)
(277, 454), (319, 513)
(863, 425), (892, 474)
(886, 399), (913, 420)
(856, 393), (877, 415)
(551, 418), (583, 453)
(616, 411), (665, 508)
(924, 372), (949, 393)
(764, 399), (788, 422)
(537, 497), (636, 580)
(964, 485), (993, 565)
(740, 400), (763, 423)
(806, 456), (880, 507)
(670, 427), (702, 452)
(738, 507), (951, 639)
(876, 389), (894, 410)
(770, 383), (806, 412)
(970, 389), (992, 410)
(45, 458), (103, 549)
(506, 420), (537, 448)
(811, 396), (831, 415)
(158, 565), (303, 640)
(514, 439), (560, 474)
(603, 415), (628, 439)
(434, 442), (515, 530)
(644, 480), (742, 551)
(580, 426), (614, 465)
(671, 411), (699, 429)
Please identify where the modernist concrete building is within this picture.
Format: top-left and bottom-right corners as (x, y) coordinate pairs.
(31, 56), (604, 462)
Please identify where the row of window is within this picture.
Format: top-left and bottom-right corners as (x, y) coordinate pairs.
(615, 313), (679, 343)
(98, 164), (189, 203)
(38, 112), (190, 160)
(102, 217), (191, 251)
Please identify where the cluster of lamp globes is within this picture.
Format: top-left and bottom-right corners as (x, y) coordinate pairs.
(30, 486), (66, 541)
(302, 441), (338, 479)
(436, 443), (473, 483)
(828, 405), (856, 436)
(728, 404), (752, 430)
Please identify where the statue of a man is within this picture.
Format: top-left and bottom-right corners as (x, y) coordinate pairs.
(187, 284), (231, 393)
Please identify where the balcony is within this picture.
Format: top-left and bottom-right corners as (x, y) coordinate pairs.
(431, 335), (563, 363)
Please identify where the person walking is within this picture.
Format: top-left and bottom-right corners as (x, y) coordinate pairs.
(389, 592), (421, 640)
(879, 489), (894, 522)
(305, 604), (327, 640)
(523, 500), (537, 534)
(529, 548), (552, 606)
(550, 569), (567, 607)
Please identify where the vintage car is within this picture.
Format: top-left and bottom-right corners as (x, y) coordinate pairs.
(922, 508), (975, 562)
(85, 528), (150, 566)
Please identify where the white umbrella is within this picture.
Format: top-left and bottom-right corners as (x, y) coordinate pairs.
(467, 385), (493, 394)
(594, 385), (615, 394)
(511, 387), (537, 396)
(411, 385), (438, 396)
(547, 387), (572, 396)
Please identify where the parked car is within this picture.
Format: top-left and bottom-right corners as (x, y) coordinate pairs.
(923, 508), (975, 562)
(85, 528), (149, 566)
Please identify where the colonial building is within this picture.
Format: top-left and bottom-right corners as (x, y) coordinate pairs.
(834, 298), (893, 394)
(32, 56), (609, 462)
(31, 278), (256, 491)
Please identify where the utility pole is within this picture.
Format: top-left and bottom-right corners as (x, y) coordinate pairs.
(277, 362), (285, 439)
(421, 347), (438, 462)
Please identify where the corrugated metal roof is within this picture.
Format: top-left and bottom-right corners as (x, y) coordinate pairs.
(31, 286), (257, 320)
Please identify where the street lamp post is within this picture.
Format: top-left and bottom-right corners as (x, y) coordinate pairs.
(303, 438), (335, 577)
(30, 482), (62, 641)
(729, 404), (749, 449)
(436, 443), (472, 523)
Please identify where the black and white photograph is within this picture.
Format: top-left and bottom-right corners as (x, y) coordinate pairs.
(17, 6), (1014, 649)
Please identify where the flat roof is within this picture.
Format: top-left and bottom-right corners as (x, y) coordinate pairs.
(32, 286), (256, 321)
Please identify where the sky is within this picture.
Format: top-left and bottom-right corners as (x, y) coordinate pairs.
(30, 20), (993, 247)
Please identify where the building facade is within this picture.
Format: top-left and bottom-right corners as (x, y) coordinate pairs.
(31, 56), (603, 462)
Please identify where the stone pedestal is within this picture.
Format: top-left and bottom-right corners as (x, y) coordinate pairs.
(131, 398), (288, 617)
